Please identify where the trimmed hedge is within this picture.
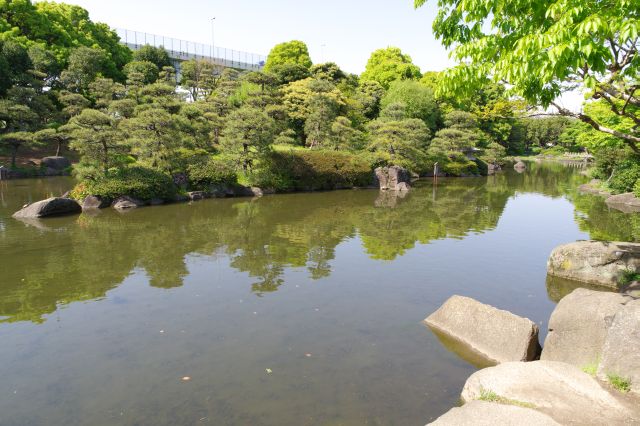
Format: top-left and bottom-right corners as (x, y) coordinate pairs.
(187, 157), (237, 190)
(252, 150), (373, 191)
(72, 166), (177, 201)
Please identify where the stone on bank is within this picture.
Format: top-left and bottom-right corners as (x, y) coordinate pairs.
(461, 361), (639, 425)
(12, 197), (81, 219)
(598, 298), (640, 394)
(427, 400), (560, 426)
(547, 241), (640, 289)
(424, 295), (541, 364)
(541, 288), (631, 367)
(374, 166), (411, 191)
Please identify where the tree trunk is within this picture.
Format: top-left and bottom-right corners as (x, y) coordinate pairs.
(56, 141), (62, 157)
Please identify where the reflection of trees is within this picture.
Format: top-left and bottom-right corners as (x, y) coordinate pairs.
(2, 161), (633, 323)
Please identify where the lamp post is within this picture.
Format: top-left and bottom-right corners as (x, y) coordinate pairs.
(210, 17), (216, 62)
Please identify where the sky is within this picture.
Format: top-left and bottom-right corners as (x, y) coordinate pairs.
(44, 0), (452, 75)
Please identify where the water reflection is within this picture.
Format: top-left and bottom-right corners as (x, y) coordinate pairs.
(0, 162), (635, 324)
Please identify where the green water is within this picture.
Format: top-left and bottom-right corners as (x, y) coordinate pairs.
(0, 162), (635, 425)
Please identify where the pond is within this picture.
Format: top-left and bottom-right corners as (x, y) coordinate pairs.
(0, 162), (635, 425)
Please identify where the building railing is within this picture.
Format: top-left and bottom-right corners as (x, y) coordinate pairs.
(115, 28), (266, 71)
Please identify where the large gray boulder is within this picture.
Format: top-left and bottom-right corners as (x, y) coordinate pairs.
(547, 241), (640, 289)
(40, 156), (70, 170)
(424, 295), (541, 364)
(12, 197), (81, 219)
(428, 400), (560, 426)
(461, 361), (639, 425)
(374, 166), (411, 191)
(112, 196), (144, 210)
(598, 299), (640, 394)
(606, 193), (640, 213)
(541, 288), (631, 367)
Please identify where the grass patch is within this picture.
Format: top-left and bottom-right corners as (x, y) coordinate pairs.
(619, 269), (640, 287)
(582, 362), (598, 377)
(478, 388), (536, 408)
(607, 374), (631, 393)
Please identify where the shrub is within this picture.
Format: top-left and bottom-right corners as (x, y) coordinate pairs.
(187, 157), (237, 190)
(443, 159), (479, 176)
(251, 149), (373, 191)
(72, 166), (176, 201)
(634, 179), (640, 199)
(607, 374), (631, 393)
(608, 160), (640, 194)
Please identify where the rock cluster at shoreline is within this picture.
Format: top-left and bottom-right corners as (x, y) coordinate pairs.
(579, 179), (640, 213)
(427, 240), (640, 425)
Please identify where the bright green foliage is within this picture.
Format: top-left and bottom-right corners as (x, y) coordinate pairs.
(68, 108), (124, 176)
(380, 80), (439, 131)
(187, 156), (237, 190)
(264, 40), (312, 73)
(429, 110), (485, 175)
(180, 60), (221, 101)
(122, 108), (183, 175)
(254, 149), (372, 190)
(310, 62), (346, 83)
(416, 0), (640, 151)
(367, 112), (431, 172)
(124, 61), (159, 85)
(74, 166), (176, 201)
(330, 117), (365, 151)
(270, 63), (311, 85)
(360, 47), (421, 89)
(221, 106), (276, 172)
(607, 374), (631, 393)
(0, 0), (131, 81)
(132, 45), (172, 70)
(356, 80), (385, 120)
(517, 117), (573, 151)
(483, 142), (507, 164)
(607, 159), (640, 194)
(304, 80), (343, 148)
(60, 47), (107, 94)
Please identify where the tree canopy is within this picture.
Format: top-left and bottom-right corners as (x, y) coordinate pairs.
(360, 47), (422, 89)
(415, 0), (640, 152)
(264, 40), (312, 73)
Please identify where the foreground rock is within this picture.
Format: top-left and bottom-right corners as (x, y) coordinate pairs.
(374, 166), (411, 191)
(598, 298), (640, 394)
(428, 400), (560, 425)
(12, 197), (81, 219)
(606, 193), (640, 213)
(547, 241), (640, 288)
(112, 196), (145, 210)
(461, 361), (639, 425)
(424, 295), (541, 364)
(41, 156), (71, 170)
(542, 288), (631, 367)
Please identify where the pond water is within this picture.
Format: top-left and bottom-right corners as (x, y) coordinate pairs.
(0, 162), (636, 425)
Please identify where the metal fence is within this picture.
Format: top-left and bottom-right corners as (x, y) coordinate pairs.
(115, 28), (266, 71)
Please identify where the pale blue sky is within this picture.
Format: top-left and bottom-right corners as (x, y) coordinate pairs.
(45, 0), (452, 74)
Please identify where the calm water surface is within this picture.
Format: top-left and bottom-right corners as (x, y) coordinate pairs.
(0, 162), (635, 425)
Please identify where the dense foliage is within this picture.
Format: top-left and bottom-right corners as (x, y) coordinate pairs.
(6, 0), (637, 200)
